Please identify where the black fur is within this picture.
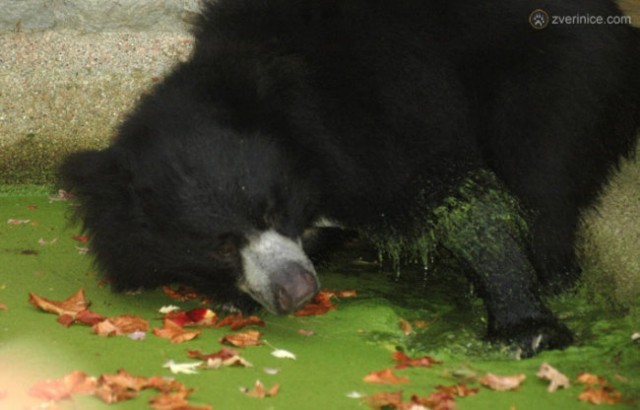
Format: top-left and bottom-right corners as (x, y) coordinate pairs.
(60, 0), (640, 356)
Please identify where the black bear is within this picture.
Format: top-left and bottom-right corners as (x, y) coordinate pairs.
(60, 0), (640, 357)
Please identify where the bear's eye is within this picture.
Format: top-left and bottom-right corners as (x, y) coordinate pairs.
(210, 236), (239, 261)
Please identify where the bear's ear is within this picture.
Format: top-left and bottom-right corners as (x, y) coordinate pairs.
(58, 148), (128, 198)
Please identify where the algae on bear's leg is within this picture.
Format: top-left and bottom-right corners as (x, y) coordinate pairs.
(429, 170), (572, 356)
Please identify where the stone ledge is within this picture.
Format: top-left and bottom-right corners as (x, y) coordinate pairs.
(0, 0), (203, 33)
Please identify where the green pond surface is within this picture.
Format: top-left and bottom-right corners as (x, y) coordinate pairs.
(0, 186), (638, 409)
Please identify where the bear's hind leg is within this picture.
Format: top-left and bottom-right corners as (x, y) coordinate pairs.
(434, 171), (573, 357)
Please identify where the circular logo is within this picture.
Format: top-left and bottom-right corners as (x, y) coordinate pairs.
(529, 9), (550, 30)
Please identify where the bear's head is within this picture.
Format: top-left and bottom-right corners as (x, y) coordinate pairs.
(60, 116), (320, 315)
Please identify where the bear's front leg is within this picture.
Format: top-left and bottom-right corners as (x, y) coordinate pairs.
(434, 171), (573, 358)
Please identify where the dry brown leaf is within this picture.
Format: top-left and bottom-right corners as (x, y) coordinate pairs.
(408, 391), (457, 410)
(363, 368), (410, 385)
(215, 313), (266, 330)
(154, 320), (201, 343)
(220, 330), (262, 347)
(399, 318), (413, 336)
(479, 373), (526, 391)
(93, 315), (149, 337)
(435, 384), (479, 397)
(578, 387), (623, 404)
(577, 373), (609, 386)
(536, 363), (570, 392)
(149, 391), (212, 410)
(240, 380), (279, 398)
(363, 391), (404, 409)
(28, 288), (89, 318)
(162, 286), (201, 302)
(188, 348), (252, 368)
(392, 351), (442, 369)
(28, 369), (204, 407)
(29, 371), (97, 401)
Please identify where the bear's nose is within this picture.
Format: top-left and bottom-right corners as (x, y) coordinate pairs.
(272, 266), (319, 314)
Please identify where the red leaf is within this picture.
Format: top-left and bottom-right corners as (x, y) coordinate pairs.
(392, 351), (442, 369)
(216, 313), (265, 330)
(165, 308), (218, 327)
(294, 291), (336, 316)
(73, 234), (90, 243)
(162, 286), (201, 302)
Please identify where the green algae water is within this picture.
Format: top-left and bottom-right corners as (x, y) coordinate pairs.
(0, 186), (638, 409)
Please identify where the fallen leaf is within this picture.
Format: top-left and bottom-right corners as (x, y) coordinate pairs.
(29, 371), (97, 401)
(29, 368), (203, 408)
(149, 391), (212, 410)
(536, 363), (570, 392)
(399, 318), (413, 336)
(297, 328), (315, 336)
(0, 303), (7, 311)
(73, 234), (90, 243)
(99, 369), (150, 393)
(75, 309), (107, 326)
(577, 373), (609, 386)
(216, 313), (265, 330)
(93, 315), (149, 337)
(165, 308), (218, 327)
(334, 289), (357, 298)
(159, 305), (181, 314)
(187, 347), (239, 361)
(409, 391), (457, 410)
(163, 360), (202, 375)
(188, 348), (252, 368)
(435, 384), (479, 397)
(49, 189), (74, 201)
(154, 320), (201, 343)
(220, 330), (262, 347)
(363, 368), (410, 385)
(294, 291), (336, 316)
(37, 237), (58, 246)
(240, 380), (279, 398)
(413, 319), (431, 328)
(576, 373), (623, 405)
(480, 373), (526, 391)
(162, 286), (201, 302)
(578, 387), (623, 405)
(362, 391), (404, 409)
(7, 218), (31, 225)
(271, 349), (296, 360)
(29, 288), (90, 319)
(393, 351), (442, 369)
(128, 330), (147, 341)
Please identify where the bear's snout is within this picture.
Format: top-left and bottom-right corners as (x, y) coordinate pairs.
(272, 266), (319, 314)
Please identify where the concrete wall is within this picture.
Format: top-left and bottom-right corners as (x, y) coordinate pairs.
(0, 0), (202, 32)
